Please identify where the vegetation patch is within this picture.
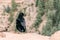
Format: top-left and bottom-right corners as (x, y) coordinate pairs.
(32, 0), (45, 31)
(42, 0), (60, 36)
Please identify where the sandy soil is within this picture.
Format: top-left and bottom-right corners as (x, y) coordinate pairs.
(50, 31), (60, 40)
(0, 32), (50, 40)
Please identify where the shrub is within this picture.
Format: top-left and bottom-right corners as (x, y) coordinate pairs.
(42, 0), (60, 36)
(5, 5), (11, 13)
(11, 0), (18, 11)
(33, 0), (45, 31)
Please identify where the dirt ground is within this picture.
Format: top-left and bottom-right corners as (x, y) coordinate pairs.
(0, 32), (50, 40)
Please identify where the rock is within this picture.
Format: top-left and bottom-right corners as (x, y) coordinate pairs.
(50, 31), (60, 40)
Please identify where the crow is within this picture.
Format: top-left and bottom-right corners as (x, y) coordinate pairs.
(16, 12), (26, 32)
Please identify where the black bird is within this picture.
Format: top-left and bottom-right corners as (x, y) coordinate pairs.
(16, 12), (26, 32)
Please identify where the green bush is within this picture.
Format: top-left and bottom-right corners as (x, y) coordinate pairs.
(11, 0), (18, 11)
(36, 0), (39, 7)
(41, 0), (60, 36)
(8, 0), (18, 23)
(5, 5), (11, 13)
(33, 0), (45, 31)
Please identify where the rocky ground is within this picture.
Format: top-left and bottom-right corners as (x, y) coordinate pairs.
(0, 32), (50, 40)
(0, 31), (60, 40)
